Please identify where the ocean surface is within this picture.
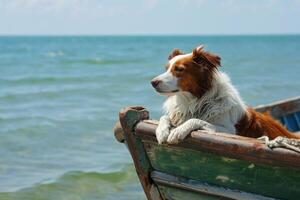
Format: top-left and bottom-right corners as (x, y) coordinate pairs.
(0, 35), (299, 200)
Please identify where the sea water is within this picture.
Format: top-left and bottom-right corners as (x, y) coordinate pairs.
(0, 35), (300, 199)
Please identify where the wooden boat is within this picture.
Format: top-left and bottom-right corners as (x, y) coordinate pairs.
(114, 96), (300, 200)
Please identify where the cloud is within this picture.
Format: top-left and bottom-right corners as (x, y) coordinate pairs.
(1, 0), (76, 12)
(177, 0), (206, 6)
(0, 0), (299, 35)
(144, 0), (158, 9)
(0, 0), (131, 18)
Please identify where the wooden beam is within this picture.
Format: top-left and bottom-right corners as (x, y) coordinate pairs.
(151, 171), (274, 200)
(119, 107), (162, 200)
(136, 120), (300, 168)
(255, 96), (300, 118)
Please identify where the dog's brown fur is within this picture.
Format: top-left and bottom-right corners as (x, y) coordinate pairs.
(166, 47), (300, 139)
(236, 108), (300, 139)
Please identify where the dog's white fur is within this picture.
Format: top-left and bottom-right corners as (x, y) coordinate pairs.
(156, 71), (247, 144)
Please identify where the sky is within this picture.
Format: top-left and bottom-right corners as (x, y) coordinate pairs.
(0, 0), (300, 35)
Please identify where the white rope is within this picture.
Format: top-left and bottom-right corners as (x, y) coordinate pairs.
(258, 136), (300, 153)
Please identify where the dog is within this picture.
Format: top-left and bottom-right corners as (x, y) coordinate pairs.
(151, 45), (300, 144)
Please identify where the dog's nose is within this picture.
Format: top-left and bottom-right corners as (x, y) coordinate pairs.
(151, 79), (161, 88)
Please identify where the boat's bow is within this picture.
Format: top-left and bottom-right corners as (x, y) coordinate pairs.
(114, 97), (300, 200)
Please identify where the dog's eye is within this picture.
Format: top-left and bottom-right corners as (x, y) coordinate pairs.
(175, 66), (184, 72)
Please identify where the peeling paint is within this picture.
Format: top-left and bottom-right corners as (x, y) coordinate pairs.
(248, 164), (255, 169)
(222, 157), (237, 163)
(216, 175), (230, 183)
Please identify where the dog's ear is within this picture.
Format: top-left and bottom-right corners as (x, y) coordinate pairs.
(168, 49), (184, 60)
(192, 45), (221, 68)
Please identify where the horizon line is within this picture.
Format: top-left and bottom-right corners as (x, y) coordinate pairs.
(0, 33), (300, 37)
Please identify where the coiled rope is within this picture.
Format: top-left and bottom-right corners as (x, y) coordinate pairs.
(258, 136), (300, 153)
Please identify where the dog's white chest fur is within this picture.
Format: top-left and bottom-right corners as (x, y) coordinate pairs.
(163, 72), (247, 134)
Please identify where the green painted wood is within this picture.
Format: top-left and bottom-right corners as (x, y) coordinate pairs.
(143, 141), (300, 200)
(136, 121), (300, 168)
(119, 107), (162, 200)
(152, 171), (274, 200)
(158, 185), (221, 200)
(134, 136), (152, 172)
(120, 107), (153, 173)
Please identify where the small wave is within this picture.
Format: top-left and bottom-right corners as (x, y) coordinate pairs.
(61, 58), (144, 65)
(0, 83), (104, 99)
(0, 165), (144, 200)
(0, 75), (102, 85)
(46, 51), (64, 57)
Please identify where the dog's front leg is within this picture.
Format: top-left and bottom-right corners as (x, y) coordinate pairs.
(167, 119), (216, 144)
(156, 115), (171, 144)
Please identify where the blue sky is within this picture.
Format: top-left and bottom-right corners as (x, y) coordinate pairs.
(0, 0), (300, 35)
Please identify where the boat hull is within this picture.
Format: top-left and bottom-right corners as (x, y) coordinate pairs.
(114, 96), (300, 200)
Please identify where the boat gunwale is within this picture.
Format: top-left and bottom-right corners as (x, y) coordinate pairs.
(255, 95), (300, 118)
(135, 120), (300, 169)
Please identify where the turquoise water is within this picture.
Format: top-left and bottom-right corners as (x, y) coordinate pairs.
(0, 36), (300, 199)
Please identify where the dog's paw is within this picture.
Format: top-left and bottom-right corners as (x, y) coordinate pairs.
(167, 128), (187, 144)
(156, 126), (170, 144)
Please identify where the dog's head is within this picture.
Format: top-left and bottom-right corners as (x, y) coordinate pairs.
(151, 45), (221, 98)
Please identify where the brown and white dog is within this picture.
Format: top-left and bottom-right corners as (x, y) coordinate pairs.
(151, 45), (300, 144)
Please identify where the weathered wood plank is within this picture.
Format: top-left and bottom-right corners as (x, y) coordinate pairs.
(144, 142), (300, 199)
(152, 171), (275, 200)
(119, 106), (162, 200)
(157, 185), (221, 200)
(158, 185), (219, 200)
(135, 121), (300, 168)
(255, 96), (300, 119)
